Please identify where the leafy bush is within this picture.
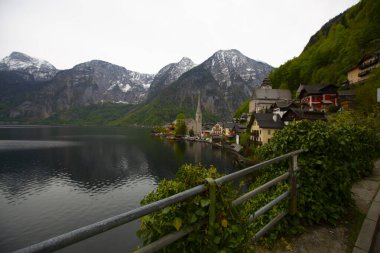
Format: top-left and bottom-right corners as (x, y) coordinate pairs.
(248, 120), (380, 245)
(137, 164), (253, 252)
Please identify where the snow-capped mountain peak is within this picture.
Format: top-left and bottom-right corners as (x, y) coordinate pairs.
(147, 57), (196, 100)
(0, 52), (58, 82)
(204, 49), (273, 87)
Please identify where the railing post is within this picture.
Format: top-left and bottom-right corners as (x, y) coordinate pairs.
(205, 178), (217, 238)
(288, 155), (297, 215)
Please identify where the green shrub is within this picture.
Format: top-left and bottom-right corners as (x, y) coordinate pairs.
(137, 164), (253, 252)
(247, 120), (380, 245)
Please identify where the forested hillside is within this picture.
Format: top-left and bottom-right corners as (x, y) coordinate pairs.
(269, 0), (380, 91)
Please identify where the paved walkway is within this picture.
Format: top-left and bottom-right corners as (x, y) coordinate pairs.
(352, 159), (380, 253)
(368, 160), (380, 253)
(256, 159), (380, 253)
(372, 225), (380, 252)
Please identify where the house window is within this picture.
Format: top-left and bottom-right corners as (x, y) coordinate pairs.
(268, 129), (271, 135)
(268, 138), (271, 143)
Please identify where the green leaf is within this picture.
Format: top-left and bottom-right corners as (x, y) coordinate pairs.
(200, 199), (210, 207)
(231, 225), (239, 233)
(213, 236), (221, 244)
(173, 217), (182, 231)
(190, 213), (197, 223)
(196, 209), (206, 216)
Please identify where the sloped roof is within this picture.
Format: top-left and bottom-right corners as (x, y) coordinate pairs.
(283, 108), (326, 121)
(253, 113), (284, 129)
(223, 122), (235, 129)
(297, 84), (337, 95)
(274, 100), (297, 109)
(252, 89), (292, 100)
(297, 85), (325, 94)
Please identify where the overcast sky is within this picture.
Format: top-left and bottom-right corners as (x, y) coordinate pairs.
(0, 0), (359, 74)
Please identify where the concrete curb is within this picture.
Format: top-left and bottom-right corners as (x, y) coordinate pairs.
(353, 188), (380, 253)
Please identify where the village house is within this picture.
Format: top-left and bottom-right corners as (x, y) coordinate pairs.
(201, 123), (214, 139)
(282, 108), (327, 124)
(250, 113), (284, 145)
(347, 51), (380, 86)
(338, 90), (356, 111)
(210, 123), (224, 143)
(248, 77), (292, 114)
(233, 123), (247, 135)
(297, 84), (338, 112)
(249, 88), (293, 113)
(222, 122), (236, 138)
(202, 123), (214, 139)
(211, 123), (223, 136)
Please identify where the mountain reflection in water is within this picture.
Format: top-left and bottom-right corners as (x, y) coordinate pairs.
(0, 126), (239, 252)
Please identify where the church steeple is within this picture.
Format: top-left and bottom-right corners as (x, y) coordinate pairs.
(195, 91), (202, 136)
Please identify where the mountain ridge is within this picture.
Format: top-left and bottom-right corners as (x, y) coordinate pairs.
(269, 0), (380, 91)
(115, 49), (273, 125)
(0, 50), (273, 122)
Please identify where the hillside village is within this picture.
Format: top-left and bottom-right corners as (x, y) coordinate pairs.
(157, 50), (380, 150)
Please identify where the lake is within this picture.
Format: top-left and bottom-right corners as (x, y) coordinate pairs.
(0, 126), (240, 252)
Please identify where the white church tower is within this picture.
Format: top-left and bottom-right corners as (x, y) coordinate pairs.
(195, 91), (202, 136)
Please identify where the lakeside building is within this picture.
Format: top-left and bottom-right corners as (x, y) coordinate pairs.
(222, 122), (235, 139)
(211, 123), (223, 136)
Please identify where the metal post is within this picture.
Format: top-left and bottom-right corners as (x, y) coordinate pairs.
(288, 155), (298, 215)
(205, 178), (216, 238)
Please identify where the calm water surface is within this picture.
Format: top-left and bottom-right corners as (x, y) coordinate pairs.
(0, 126), (240, 252)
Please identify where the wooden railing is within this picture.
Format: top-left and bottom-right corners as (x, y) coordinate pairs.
(15, 149), (303, 253)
